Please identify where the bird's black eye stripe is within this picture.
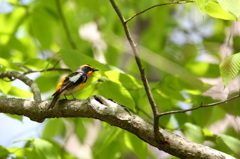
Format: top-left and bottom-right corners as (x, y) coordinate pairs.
(81, 66), (93, 72)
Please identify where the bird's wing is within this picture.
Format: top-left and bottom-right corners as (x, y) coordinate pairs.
(53, 72), (88, 96)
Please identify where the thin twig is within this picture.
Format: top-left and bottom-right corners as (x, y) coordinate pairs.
(158, 94), (240, 117)
(55, 0), (77, 49)
(109, 0), (162, 142)
(125, 1), (194, 23)
(23, 68), (71, 75)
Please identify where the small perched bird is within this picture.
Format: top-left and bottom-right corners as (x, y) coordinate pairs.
(48, 64), (98, 109)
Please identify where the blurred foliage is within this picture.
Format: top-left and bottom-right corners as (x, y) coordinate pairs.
(0, 0), (240, 158)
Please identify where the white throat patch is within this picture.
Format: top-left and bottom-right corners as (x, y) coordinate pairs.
(69, 73), (82, 83)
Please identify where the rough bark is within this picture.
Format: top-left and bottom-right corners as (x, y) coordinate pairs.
(0, 95), (235, 159)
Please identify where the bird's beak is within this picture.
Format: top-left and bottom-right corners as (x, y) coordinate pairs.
(93, 68), (99, 72)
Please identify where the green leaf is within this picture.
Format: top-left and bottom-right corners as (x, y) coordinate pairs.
(219, 53), (240, 87)
(8, 86), (33, 98)
(24, 58), (52, 70)
(219, 134), (240, 155)
(191, 105), (213, 127)
(205, 1), (237, 20)
(42, 119), (66, 139)
(183, 123), (204, 144)
(0, 146), (9, 158)
(75, 119), (87, 143)
(195, 0), (208, 14)
(60, 49), (108, 72)
(33, 138), (60, 159)
(203, 128), (215, 138)
(98, 81), (135, 110)
(186, 62), (220, 78)
(218, 0), (240, 18)
(124, 131), (147, 159)
(0, 7), (25, 44)
(8, 147), (38, 159)
(104, 71), (142, 89)
(140, 51), (211, 93)
(164, 75), (211, 95)
(0, 58), (23, 71)
(0, 79), (11, 95)
(95, 127), (122, 156)
(6, 114), (23, 121)
(221, 92), (240, 116)
(174, 113), (190, 127)
(30, 7), (57, 49)
(154, 85), (185, 102)
(36, 75), (59, 93)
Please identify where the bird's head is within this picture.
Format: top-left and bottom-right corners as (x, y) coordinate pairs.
(76, 64), (99, 77)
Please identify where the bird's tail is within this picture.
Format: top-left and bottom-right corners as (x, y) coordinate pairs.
(48, 94), (60, 109)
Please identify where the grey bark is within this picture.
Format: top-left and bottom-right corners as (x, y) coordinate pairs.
(0, 95), (235, 159)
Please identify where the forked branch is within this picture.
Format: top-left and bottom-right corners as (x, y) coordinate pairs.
(125, 0), (194, 23)
(109, 0), (162, 142)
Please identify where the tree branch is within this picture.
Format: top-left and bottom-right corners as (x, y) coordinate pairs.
(55, 0), (77, 50)
(125, 1), (194, 23)
(23, 68), (71, 75)
(109, 0), (162, 142)
(158, 94), (240, 117)
(0, 95), (235, 159)
(0, 71), (42, 102)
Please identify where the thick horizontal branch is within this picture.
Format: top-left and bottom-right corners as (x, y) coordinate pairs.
(0, 95), (235, 159)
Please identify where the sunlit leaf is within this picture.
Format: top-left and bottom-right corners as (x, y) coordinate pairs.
(6, 114), (23, 121)
(24, 58), (52, 70)
(8, 147), (38, 159)
(183, 123), (204, 144)
(98, 81), (135, 110)
(8, 86), (33, 98)
(0, 58), (23, 71)
(186, 62), (220, 78)
(203, 128), (215, 137)
(218, 0), (240, 18)
(219, 134), (240, 155)
(104, 71), (142, 89)
(195, 0), (208, 14)
(219, 53), (240, 87)
(0, 7), (25, 44)
(0, 79), (11, 95)
(205, 1), (237, 20)
(60, 49), (108, 72)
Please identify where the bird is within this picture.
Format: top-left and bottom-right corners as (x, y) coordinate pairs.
(48, 64), (99, 109)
